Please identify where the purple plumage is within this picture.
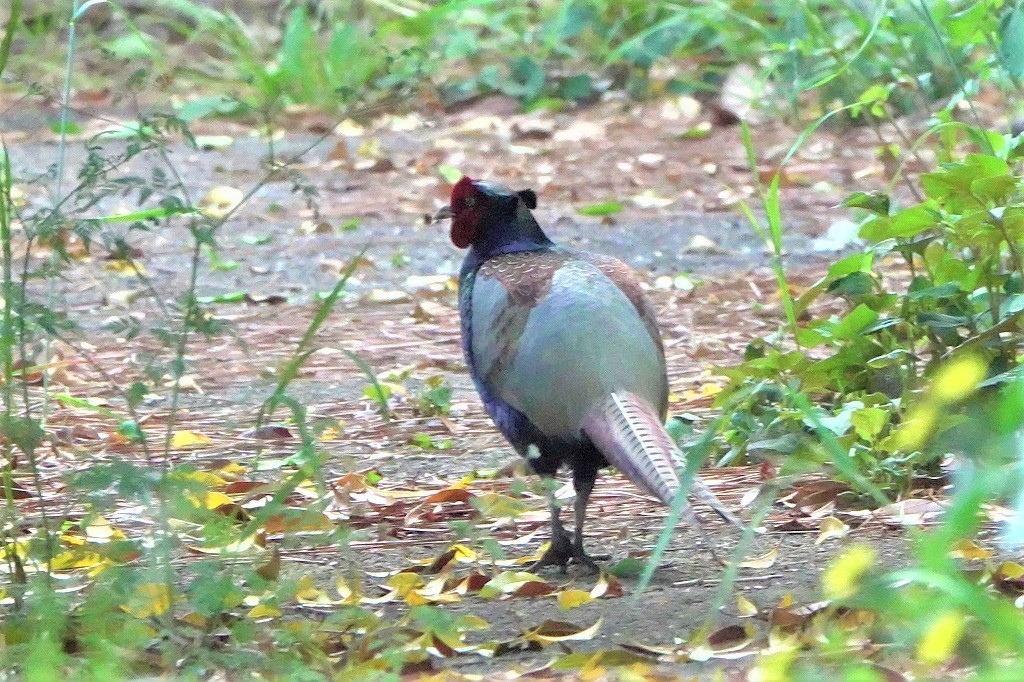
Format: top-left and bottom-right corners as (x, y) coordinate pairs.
(445, 177), (741, 570)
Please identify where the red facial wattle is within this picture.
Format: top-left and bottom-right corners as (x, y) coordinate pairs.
(449, 176), (481, 249)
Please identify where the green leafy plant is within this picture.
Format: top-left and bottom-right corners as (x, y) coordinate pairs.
(719, 128), (1024, 494)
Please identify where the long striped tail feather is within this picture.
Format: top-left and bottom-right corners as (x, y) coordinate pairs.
(581, 391), (743, 530)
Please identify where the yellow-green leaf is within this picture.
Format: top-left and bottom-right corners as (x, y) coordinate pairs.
(170, 430), (213, 448)
(51, 551), (105, 571)
(123, 583), (171, 618)
(949, 539), (992, 561)
(736, 594), (758, 618)
(557, 589), (594, 610)
(247, 603), (282, 620)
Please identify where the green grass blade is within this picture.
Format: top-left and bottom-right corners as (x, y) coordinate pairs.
(259, 246), (367, 422)
(0, 0), (22, 79)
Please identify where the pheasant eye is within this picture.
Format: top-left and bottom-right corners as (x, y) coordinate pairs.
(464, 195), (476, 208)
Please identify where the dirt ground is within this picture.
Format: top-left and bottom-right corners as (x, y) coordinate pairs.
(1, 92), (1007, 677)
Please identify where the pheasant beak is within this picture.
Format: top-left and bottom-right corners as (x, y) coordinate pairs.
(433, 205), (453, 222)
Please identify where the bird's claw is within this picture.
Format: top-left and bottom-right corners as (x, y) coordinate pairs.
(529, 532), (600, 574)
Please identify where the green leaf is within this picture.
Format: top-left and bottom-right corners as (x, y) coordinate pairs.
(555, 2), (594, 41)
(241, 234), (273, 245)
(813, 402), (861, 437)
(860, 205), (936, 241)
(827, 252), (874, 279)
(117, 420), (144, 442)
(503, 55), (546, 101)
(197, 292), (246, 304)
(970, 175), (1015, 206)
(408, 433), (452, 450)
(362, 382), (392, 403)
(201, 244), (238, 271)
(558, 74), (594, 101)
(178, 96), (240, 123)
(438, 164), (462, 184)
(827, 272), (874, 299)
(94, 206), (195, 223)
(665, 416), (694, 444)
(921, 155), (1009, 211)
(0, 415), (44, 453)
(1001, 5), (1024, 77)
(126, 382), (148, 409)
(843, 191), (890, 215)
(103, 33), (153, 60)
(50, 120), (83, 135)
(607, 557), (645, 578)
(577, 202), (623, 217)
(908, 282), (961, 301)
(861, 317), (902, 334)
(833, 305), (879, 340)
(851, 407), (888, 442)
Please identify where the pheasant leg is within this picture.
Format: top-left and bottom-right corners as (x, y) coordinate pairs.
(530, 471), (601, 573)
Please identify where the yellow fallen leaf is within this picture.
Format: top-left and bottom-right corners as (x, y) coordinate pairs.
(589, 572), (623, 599)
(217, 461), (247, 478)
(406, 589), (459, 606)
(736, 594), (758, 618)
(738, 547), (779, 569)
(680, 383), (723, 402)
(180, 612), (207, 628)
(104, 260), (147, 277)
(997, 561), (1024, 579)
(949, 539), (992, 561)
(122, 583), (171, 618)
(838, 608), (875, 630)
(336, 575), (355, 601)
(319, 426), (344, 441)
(449, 544), (478, 562)
(184, 535), (259, 555)
(192, 490), (232, 510)
(51, 551), (105, 571)
(558, 589), (594, 610)
(85, 516), (115, 540)
(295, 575), (336, 605)
(60, 533), (86, 547)
(917, 610), (965, 665)
(169, 430), (213, 448)
(388, 572), (424, 597)
(247, 603), (282, 620)
(174, 470), (227, 487)
(199, 186), (244, 218)
(477, 571), (548, 599)
(164, 374), (203, 393)
(815, 516), (850, 545)
(405, 590), (430, 606)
